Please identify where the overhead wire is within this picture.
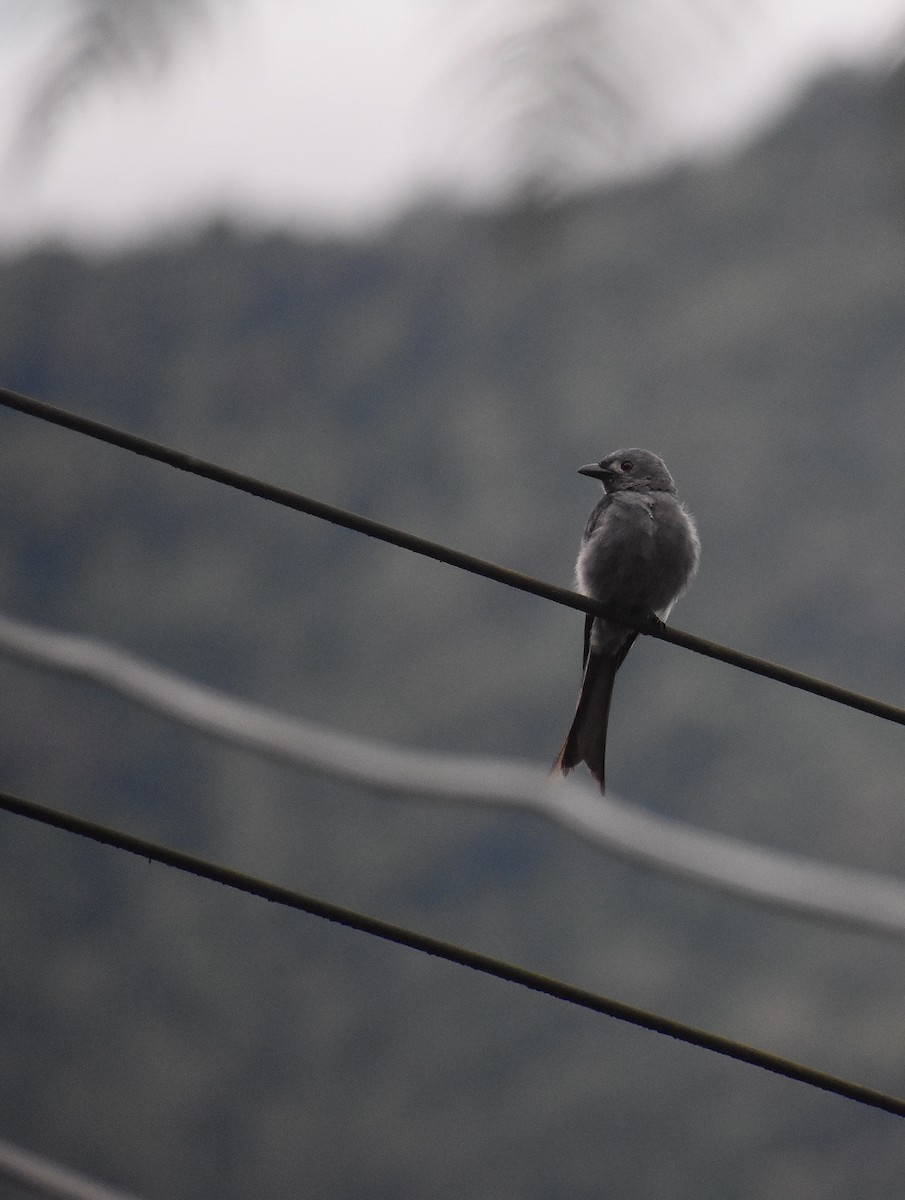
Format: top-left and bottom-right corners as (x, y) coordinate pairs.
(0, 385), (904, 729)
(1, 786), (904, 1120)
(0, 1134), (145, 1200)
(2, 386), (905, 1160)
(2, 608), (905, 936)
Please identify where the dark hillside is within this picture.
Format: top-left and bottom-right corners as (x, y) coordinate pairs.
(0, 70), (904, 1199)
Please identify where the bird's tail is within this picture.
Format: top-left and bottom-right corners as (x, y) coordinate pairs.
(552, 632), (637, 792)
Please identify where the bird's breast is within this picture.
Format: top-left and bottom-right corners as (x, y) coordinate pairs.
(576, 493), (698, 615)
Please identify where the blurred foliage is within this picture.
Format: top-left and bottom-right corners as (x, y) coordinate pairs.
(12, 0), (218, 162)
(13, 0), (768, 193)
(0, 69), (905, 1199)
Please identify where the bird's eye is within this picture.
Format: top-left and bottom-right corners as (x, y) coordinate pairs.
(620, 459), (634, 472)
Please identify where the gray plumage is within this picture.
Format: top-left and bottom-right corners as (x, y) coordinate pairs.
(553, 448), (700, 792)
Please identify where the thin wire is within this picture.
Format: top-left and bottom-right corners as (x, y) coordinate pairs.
(0, 788), (903, 1119)
(1, 385), (903, 729)
(3, 608), (905, 937)
(0, 1135), (144, 1200)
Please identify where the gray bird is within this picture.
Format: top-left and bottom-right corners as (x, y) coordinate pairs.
(553, 448), (700, 792)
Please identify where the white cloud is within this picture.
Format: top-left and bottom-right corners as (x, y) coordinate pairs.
(0, 0), (903, 249)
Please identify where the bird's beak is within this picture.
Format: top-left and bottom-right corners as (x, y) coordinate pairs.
(578, 463), (608, 480)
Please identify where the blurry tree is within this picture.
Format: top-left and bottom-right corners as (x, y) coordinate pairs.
(10, 0), (219, 162)
(449, 0), (775, 203)
(8, 0), (771, 198)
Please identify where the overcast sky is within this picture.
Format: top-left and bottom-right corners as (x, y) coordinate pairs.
(0, 0), (903, 250)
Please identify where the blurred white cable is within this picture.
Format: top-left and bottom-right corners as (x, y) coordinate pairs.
(0, 1136), (144, 1200)
(0, 609), (904, 936)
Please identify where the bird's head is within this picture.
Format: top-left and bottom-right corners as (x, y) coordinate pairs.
(577, 448), (676, 495)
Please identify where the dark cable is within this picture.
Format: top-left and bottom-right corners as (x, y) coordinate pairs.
(1, 385), (903, 729)
(1, 787), (903, 1118)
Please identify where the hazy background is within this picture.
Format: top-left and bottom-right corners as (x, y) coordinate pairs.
(2, 2), (905, 1197)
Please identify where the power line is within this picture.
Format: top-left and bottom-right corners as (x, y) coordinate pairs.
(0, 788), (903, 1120)
(0, 1135), (145, 1200)
(1, 385), (903, 729)
(2, 608), (905, 937)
